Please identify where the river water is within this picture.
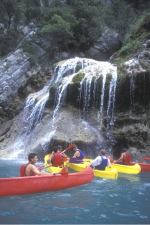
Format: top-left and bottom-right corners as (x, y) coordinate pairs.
(0, 159), (150, 224)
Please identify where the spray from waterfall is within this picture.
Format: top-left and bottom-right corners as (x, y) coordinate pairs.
(8, 57), (117, 158)
(12, 84), (50, 155)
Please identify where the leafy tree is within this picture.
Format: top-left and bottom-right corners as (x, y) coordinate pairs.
(23, 0), (42, 23)
(104, 0), (136, 36)
(65, 0), (104, 49)
(0, 0), (23, 57)
(0, 0), (22, 29)
(41, 14), (73, 56)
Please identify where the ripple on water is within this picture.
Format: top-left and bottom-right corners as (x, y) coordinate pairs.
(0, 160), (150, 224)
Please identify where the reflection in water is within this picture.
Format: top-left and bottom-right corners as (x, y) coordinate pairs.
(118, 173), (141, 182)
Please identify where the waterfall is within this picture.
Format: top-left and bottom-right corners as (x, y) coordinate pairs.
(79, 76), (93, 119)
(125, 56), (146, 112)
(10, 84), (50, 157)
(7, 57), (117, 158)
(52, 73), (76, 125)
(106, 66), (117, 151)
(107, 66), (117, 128)
(78, 62), (117, 126)
(98, 72), (106, 128)
(78, 61), (117, 151)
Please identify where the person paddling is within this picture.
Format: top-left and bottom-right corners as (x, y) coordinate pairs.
(69, 144), (86, 163)
(90, 149), (111, 170)
(20, 153), (51, 176)
(114, 148), (131, 165)
(47, 146), (68, 167)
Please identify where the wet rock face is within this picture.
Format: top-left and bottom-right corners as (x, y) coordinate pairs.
(85, 30), (122, 61)
(0, 16), (150, 160)
(0, 49), (52, 124)
(0, 49), (30, 123)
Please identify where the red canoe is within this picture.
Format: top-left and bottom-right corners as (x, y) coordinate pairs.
(0, 166), (94, 197)
(107, 156), (150, 172)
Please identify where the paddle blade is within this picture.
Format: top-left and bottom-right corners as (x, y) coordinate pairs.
(143, 157), (150, 160)
(36, 165), (44, 171)
(60, 167), (68, 176)
(63, 144), (75, 152)
(69, 157), (82, 164)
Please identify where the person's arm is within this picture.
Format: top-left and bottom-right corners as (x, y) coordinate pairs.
(114, 153), (124, 163)
(31, 165), (51, 176)
(107, 158), (111, 168)
(73, 151), (80, 158)
(61, 152), (68, 158)
(91, 156), (101, 167)
(47, 154), (54, 164)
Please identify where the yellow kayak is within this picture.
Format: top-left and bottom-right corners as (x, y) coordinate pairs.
(67, 162), (118, 180)
(82, 158), (141, 174)
(111, 163), (141, 174)
(44, 154), (69, 173)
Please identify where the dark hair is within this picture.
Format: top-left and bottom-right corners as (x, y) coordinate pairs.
(122, 148), (128, 152)
(53, 146), (59, 153)
(57, 145), (62, 149)
(28, 153), (38, 162)
(100, 149), (106, 155)
(73, 144), (77, 149)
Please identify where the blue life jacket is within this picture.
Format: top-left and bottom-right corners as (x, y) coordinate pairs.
(77, 149), (85, 160)
(95, 156), (108, 170)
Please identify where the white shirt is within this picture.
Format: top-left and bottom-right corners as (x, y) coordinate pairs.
(91, 156), (111, 168)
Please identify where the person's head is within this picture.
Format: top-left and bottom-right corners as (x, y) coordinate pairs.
(122, 148), (128, 152)
(57, 145), (63, 152)
(100, 149), (106, 156)
(28, 153), (38, 164)
(72, 144), (78, 151)
(53, 146), (59, 153)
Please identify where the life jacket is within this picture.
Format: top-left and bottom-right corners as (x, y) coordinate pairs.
(95, 156), (108, 170)
(122, 152), (131, 164)
(76, 149), (86, 160)
(20, 163), (36, 177)
(52, 152), (63, 167)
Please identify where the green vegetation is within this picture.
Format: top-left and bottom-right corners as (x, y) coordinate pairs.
(0, 0), (150, 61)
(41, 14), (73, 55)
(72, 72), (85, 83)
(113, 12), (150, 65)
(21, 38), (39, 64)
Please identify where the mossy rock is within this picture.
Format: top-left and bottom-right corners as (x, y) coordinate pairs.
(72, 72), (85, 83)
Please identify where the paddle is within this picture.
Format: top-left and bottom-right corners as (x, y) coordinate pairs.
(53, 167), (68, 176)
(62, 144), (75, 153)
(69, 157), (92, 164)
(143, 157), (150, 160)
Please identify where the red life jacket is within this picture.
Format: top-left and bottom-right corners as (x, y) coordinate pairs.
(122, 152), (131, 164)
(20, 163), (37, 177)
(52, 152), (63, 167)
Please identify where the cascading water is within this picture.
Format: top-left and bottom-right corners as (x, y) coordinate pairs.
(7, 57), (117, 158)
(78, 62), (117, 152)
(52, 74), (77, 125)
(125, 55), (146, 113)
(11, 84), (50, 158)
(106, 66), (117, 151)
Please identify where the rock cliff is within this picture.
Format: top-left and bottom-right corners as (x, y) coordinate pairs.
(0, 15), (150, 161)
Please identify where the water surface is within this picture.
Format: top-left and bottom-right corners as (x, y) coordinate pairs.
(0, 160), (150, 224)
